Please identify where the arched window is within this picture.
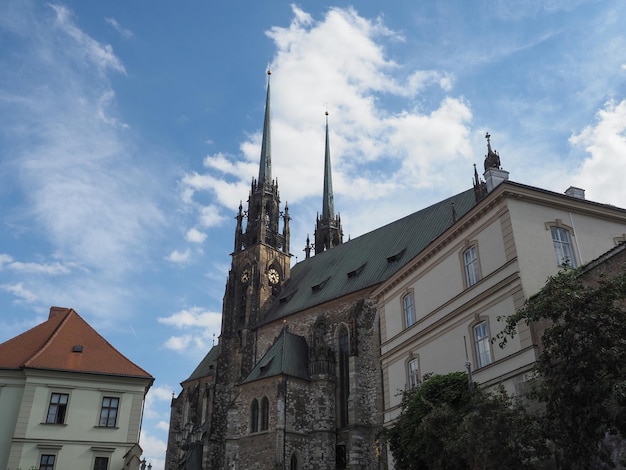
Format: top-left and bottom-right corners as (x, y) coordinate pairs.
(338, 326), (350, 428)
(250, 399), (259, 433)
(290, 453), (298, 470)
(260, 396), (269, 431)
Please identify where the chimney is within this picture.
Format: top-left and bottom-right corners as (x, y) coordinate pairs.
(484, 167), (509, 192)
(565, 186), (585, 200)
(49, 306), (69, 319)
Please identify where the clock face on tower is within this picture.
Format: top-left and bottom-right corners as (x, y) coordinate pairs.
(240, 268), (250, 284)
(267, 267), (280, 285)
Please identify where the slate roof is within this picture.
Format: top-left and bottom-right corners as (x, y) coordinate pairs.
(0, 307), (153, 380)
(241, 328), (309, 384)
(263, 188), (477, 323)
(183, 344), (220, 383)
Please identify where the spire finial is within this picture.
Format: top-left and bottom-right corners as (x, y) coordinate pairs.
(258, 71), (272, 184)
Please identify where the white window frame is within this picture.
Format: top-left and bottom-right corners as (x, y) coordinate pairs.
(473, 321), (492, 368)
(463, 245), (480, 288)
(402, 291), (416, 328)
(551, 226), (577, 267)
(407, 357), (420, 389)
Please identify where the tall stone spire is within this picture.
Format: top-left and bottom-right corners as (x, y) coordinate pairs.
(314, 112), (343, 255)
(322, 111), (335, 220)
(258, 70), (272, 185)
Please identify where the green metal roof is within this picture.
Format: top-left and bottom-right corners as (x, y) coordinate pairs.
(262, 188), (477, 323)
(183, 344), (219, 383)
(241, 328), (309, 384)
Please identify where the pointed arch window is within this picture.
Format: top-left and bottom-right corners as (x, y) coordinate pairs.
(290, 453), (298, 470)
(338, 326), (350, 428)
(260, 396), (269, 431)
(250, 399), (259, 433)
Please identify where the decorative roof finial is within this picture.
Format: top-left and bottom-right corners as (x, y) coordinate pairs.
(484, 131), (501, 171)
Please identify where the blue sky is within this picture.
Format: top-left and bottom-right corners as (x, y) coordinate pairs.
(1, 1), (625, 467)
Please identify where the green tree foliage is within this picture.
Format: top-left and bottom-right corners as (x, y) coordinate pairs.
(386, 372), (545, 470)
(498, 267), (626, 468)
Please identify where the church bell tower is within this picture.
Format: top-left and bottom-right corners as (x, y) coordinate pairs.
(313, 111), (343, 255)
(221, 71), (291, 379)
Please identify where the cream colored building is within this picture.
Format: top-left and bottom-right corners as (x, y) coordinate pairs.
(0, 307), (154, 470)
(375, 157), (626, 467)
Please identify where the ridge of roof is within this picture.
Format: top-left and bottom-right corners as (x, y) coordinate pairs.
(0, 307), (153, 380)
(262, 188), (478, 323)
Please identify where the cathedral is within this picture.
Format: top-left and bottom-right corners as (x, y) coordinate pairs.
(166, 71), (391, 469)
(165, 71), (626, 470)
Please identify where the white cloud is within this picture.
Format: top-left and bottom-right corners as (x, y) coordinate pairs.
(179, 6), (473, 243)
(159, 307), (221, 354)
(158, 307), (221, 329)
(199, 204), (228, 228)
(186, 228), (207, 243)
(144, 384), (175, 420)
(1, 282), (38, 303)
(50, 4), (126, 74)
(0, 254), (13, 269)
(139, 429), (166, 470)
(1, 257), (71, 275)
(163, 334), (193, 351)
(569, 99), (626, 206)
(105, 17), (133, 39)
(166, 249), (191, 264)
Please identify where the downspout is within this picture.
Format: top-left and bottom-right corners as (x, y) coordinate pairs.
(568, 212), (582, 264)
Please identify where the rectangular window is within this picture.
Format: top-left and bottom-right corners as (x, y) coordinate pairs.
(473, 322), (492, 368)
(94, 457), (109, 470)
(40, 455), (56, 470)
(403, 292), (416, 328)
(464, 246), (480, 287)
(99, 397), (119, 427)
(46, 393), (69, 424)
(551, 227), (577, 267)
(408, 358), (420, 389)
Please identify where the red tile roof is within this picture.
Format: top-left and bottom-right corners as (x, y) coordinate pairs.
(0, 307), (153, 380)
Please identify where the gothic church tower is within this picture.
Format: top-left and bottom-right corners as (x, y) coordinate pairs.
(220, 70), (291, 381)
(314, 112), (343, 255)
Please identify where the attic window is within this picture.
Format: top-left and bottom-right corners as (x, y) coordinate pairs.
(279, 289), (297, 304)
(311, 278), (329, 293)
(72, 345), (83, 353)
(259, 358), (273, 375)
(387, 248), (406, 263)
(347, 263), (367, 278)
